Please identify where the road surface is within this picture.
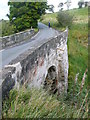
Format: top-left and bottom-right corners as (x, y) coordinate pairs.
(0, 23), (59, 69)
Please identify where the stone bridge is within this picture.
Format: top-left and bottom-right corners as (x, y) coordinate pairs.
(1, 28), (68, 98)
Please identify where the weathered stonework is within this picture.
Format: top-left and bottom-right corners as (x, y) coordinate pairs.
(1, 28), (68, 99)
(0, 29), (35, 49)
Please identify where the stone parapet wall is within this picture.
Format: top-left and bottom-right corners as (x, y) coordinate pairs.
(1, 29), (68, 99)
(0, 29), (35, 49)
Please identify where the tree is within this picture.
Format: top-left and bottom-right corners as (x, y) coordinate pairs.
(48, 5), (54, 13)
(7, 2), (47, 32)
(64, 0), (71, 10)
(58, 2), (64, 11)
(78, 0), (84, 8)
(85, 1), (88, 7)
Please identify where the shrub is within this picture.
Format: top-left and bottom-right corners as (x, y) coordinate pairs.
(1, 20), (16, 37)
(57, 11), (73, 28)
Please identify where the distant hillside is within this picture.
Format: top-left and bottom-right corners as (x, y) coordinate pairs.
(41, 8), (88, 28)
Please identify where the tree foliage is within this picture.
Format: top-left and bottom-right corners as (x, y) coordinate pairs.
(7, 2), (47, 32)
(78, 0), (84, 8)
(58, 0), (71, 11)
(64, 0), (71, 10)
(78, 1), (88, 8)
(48, 5), (54, 13)
(85, 2), (88, 7)
(1, 20), (15, 37)
(58, 2), (64, 11)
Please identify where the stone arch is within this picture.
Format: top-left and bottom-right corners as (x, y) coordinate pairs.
(43, 66), (58, 94)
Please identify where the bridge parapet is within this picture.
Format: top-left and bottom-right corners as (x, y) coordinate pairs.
(0, 29), (35, 49)
(1, 28), (68, 99)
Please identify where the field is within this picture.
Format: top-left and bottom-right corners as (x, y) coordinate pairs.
(2, 8), (89, 118)
(41, 8), (88, 28)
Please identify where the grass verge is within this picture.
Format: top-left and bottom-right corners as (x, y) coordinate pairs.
(2, 84), (88, 118)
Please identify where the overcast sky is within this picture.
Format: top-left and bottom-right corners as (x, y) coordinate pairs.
(0, 0), (89, 20)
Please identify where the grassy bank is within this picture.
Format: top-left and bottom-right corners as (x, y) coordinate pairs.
(41, 8), (88, 28)
(41, 7), (88, 85)
(2, 85), (88, 118)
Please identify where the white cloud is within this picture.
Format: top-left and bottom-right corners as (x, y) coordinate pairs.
(0, 0), (9, 20)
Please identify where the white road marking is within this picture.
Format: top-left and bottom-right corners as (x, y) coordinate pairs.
(31, 30), (40, 39)
(0, 49), (5, 53)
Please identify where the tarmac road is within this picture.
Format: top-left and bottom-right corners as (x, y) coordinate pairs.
(0, 22), (59, 69)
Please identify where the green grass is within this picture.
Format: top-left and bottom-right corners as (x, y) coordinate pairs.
(2, 8), (89, 118)
(40, 8), (89, 118)
(68, 23), (88, 82)
(41, 7), (88, 29)
(41, 7), (88, 84)
(68, 8), (88, 23)
(0, 20), (15, 37)
(34, 28), (39, 33)
(2, 85), (88, 118)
